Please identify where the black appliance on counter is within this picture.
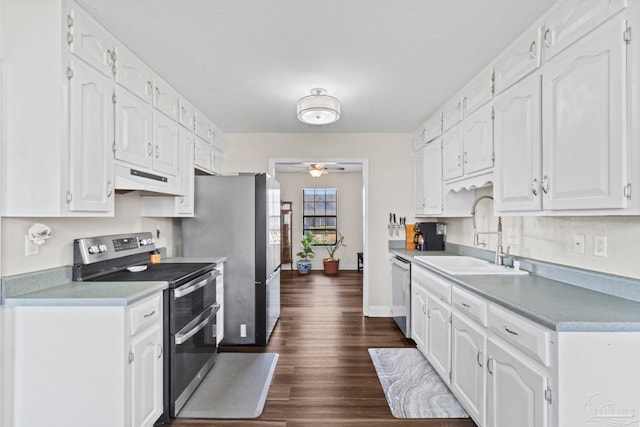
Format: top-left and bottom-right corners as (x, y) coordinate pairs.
(73, 232), (219, 423)
(414, 222), (446, 251)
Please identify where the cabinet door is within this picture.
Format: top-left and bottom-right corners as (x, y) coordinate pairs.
(179, 98), (196, 131)
(486, 338), (549, 427)
(194, 110), (213, 142)
(426, 294), (451, 384)
(115, 88), (153, 169)
(542, 17), (627, 210)
(175, 129), (194, 215)
(153, 77), (180, 121)
(442, 123), (464, 181)
(452, 313), (487, 426)
(424, 139), (444, 214)
(212, 147), (224, 175)
(463, 68), (493, 116)
(414, 145), (427, 215)
(66, 6), (115, 78)
(494, 26), (541, 94)
(411, 283), (428, 355)
(194, 136), (214, 173)
(494, 75), (542, 212)
(115, 45), (154, 104)
(442, 95), (463, 131)
(463, 103), (494, 175)
(417, 113), (442, 149)
(542, 0), (627, 60)
(153, 112), (181, 177)
(68, 60), (114, 213)
(130, 323), (163, 427)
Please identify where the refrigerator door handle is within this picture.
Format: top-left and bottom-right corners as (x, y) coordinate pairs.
(260, 266), (281, 285)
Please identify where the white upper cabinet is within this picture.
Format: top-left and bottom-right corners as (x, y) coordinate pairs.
(462, 67), (494, 116)
(443, 103), (494, 182)
(115, 44), (154, 104)
(541, 16), (627, 210)
(415, 139), (444, 216)
(494, 75), (543, 212)
(153, 111), (181, 178)
(153, 76), (181, 122)
(442, 93), (464, 132)
(494, 25), (542, 94)
(179, 98), (196, 131)
(542, 0), (627, 60)
(415, 112), (442, 149)
(66, 4), (116, 78)
(68, 59), (115, 213)
(115, 87), (153, 169)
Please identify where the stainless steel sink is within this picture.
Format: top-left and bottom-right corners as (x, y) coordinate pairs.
(414, 256), (529, 275)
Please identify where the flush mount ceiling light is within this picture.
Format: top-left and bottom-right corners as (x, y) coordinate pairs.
(308, 163), (328, 178)
(297, 88), (340, 125)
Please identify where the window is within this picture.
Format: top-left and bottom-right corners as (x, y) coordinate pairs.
(303, 188), (337, 245)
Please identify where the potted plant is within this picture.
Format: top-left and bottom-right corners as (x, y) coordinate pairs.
(296, 232), (316, 274)
(323, 232), (346, 275)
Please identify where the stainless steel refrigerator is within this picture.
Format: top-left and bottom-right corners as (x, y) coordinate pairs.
(181, 173), (281, 345)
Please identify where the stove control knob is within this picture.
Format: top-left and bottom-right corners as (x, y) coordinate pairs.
(140, 239), (149, 246)
(98, 244), (108, 253)
(88, 245), (100, 254)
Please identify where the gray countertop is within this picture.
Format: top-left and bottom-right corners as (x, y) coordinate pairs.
(2, 256), (225, 307)
(390, 248), (640, 332)
(3, 280), (168, 307)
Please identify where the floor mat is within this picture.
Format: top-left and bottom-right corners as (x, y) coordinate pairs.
(368, 348), (468, 419)
(177, 352), (279, 419)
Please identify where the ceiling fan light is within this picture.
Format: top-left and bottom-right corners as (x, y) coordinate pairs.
(309, 168), (324, 178)
(297, 88), (340, 125)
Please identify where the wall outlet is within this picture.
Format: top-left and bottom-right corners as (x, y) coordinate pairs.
(572, 234), (585, 254)
(25, 235), (39, 256)
(240, 323), (247, 338)
(594, 236), (607, 257)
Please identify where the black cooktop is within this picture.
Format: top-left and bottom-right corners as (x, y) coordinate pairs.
(90, 262), (215, 287)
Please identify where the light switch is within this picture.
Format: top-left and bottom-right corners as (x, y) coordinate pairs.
(594, 236), (607, 257)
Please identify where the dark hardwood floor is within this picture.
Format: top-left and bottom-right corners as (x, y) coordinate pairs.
(170, 270), (477, 427)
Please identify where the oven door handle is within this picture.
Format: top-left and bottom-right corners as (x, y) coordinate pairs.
(173, 270), (219, 299)
(175, 302), (220, 345)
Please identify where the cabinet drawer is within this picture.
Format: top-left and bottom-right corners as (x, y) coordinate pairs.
(452, 286), (487, 326)
(494, 25), (541, 94)
(130, 294), (162, 335)
(488, 304), (552, 367)
(416, 113), (443, 148)
(412, 266), (451, 303)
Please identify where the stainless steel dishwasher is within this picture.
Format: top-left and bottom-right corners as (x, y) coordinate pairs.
(391, 255), (411, 338)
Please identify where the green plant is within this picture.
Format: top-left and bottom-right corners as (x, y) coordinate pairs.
(296, 232), (316, 261)
(326, 233), (346, 261)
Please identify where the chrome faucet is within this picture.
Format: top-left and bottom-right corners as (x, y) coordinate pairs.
(471, 195), (506, 265)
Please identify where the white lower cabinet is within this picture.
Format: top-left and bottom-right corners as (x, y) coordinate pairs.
(451, 312), (487, 426)
(6, 293), (164, 427)
(426, 294), (451, 383)
(411, 281), (428, 354)
(486, 337), (549, 427)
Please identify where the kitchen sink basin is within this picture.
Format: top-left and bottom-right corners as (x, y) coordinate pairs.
(414, 256), (529, 275)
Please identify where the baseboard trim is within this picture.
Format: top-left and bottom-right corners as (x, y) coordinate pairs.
(367, 306), (392, 317)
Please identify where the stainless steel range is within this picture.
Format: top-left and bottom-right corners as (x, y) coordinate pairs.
(72, 232), (219, 423)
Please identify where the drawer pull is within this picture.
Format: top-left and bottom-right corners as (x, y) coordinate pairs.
(477, 350), (483, 368)
(462, 302), (471, 309)
(487, 356), (494, 375)
(143, 310), (156, 319)
(504, 326), (519, 336)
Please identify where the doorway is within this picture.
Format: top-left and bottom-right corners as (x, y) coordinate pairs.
(269, 158), (370, 315)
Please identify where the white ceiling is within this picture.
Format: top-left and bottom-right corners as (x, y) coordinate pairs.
(76, 0), (556, 134)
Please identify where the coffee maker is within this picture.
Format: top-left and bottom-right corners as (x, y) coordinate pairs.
(413, 222), (446, 251)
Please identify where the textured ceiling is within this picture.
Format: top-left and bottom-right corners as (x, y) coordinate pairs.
(76, 0), (556, 133)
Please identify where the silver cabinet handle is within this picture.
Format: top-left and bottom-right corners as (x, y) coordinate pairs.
(106, 180), (113, 197)
(146, 81), (153, 95)
(143, 310), (156, 319)
(423, 304), (426, 315)
(463, 152), (468, 164)
(531, 178), (539, 196)
(155, 87), (160, 99)
(173, 271), (219, 299)
(487, 356), (494, 375)
(147, 142), (153, 157)
(462, 302), (471, 309)
(504, 325), (519, 336)
(457, 155), (461, 167)
(66, 31), (73, 45)
(463, 97), (469, 110)
(155, 145), (160, 159)
(544, 28), (552, 48)
(477, 350), (483, 367)
(157, 344), (163, 359)
(529, 40), (537, 59)
(541, 175), (550, 194)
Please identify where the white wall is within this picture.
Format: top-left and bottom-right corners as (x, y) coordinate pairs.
(278, 171), (363, 271)
(445, 187), (640, 279)
(0, 193), (177, 276)
(224, 133), (415, 310)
